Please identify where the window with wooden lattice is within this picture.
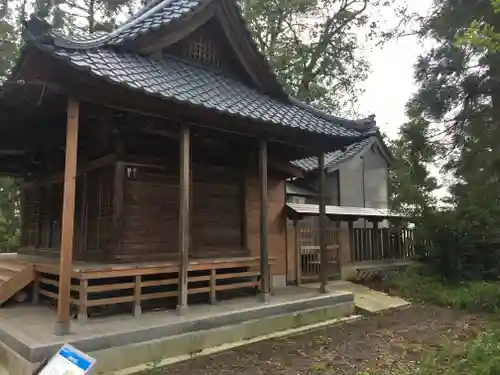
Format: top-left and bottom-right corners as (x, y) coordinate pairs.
(164, 18), (248, 77)
(186, 34), (227, 69)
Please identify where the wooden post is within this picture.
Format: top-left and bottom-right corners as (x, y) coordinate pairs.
(113, 162), (125, 256)
(80, 171), (88, 256)
(293, 217), (301, 286)
(55, 98), (79, 336)
(77, 279), (88, 323)
(32, 272), (40, 304)
(210, 269), (216, 304)
(259, 139), (270, 302)
(373, 221), (380, 260)
(318, 153), (328, 293)
(177, 125), (190, 313)
(134, 275), (142, 316)
(348, 221), (354, 262)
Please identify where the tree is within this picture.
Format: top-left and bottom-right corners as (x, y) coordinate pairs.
(34, 0), (141, 33)
(403, 0), (500, 281)
(242, 0), (389, 113)
(458, 0), (500, 53)
(388, 114), (440, 217)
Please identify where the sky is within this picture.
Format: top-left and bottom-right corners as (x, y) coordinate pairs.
(357, 0), (434, 140)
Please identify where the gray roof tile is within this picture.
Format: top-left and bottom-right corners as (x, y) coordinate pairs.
(292, 136), (374, 171)
(50, 47), (364, 138)
(40, 0), (202, 49)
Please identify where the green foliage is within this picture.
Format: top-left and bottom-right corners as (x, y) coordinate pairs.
(388, 115), (440, 217)
(242, 0), (390, 113)
(457, 0), (500, 53)
(415, 328), (500, 375)
(389, 0), (500, 285)
(390, 270), (500, 313)
(359, 327), (500, 375)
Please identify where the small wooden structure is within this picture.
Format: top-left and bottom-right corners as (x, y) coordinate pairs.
(0, 0), (372, 334)
(286, 203), (412, 283)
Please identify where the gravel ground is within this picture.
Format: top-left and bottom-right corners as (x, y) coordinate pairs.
(144, 305), (493, 375)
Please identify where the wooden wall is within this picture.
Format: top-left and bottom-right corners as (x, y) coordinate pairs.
(118, 160), (248, 262)
(245, 169), (287, 277)
(20, 156), (289, 269)
(19, 165), (116, 261)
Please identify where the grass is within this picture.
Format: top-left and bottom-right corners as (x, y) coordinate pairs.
(358, 270), (500, 375)
(385, 270), (500, 313)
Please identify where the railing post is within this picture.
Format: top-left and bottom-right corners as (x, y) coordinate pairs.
(32, 272), (40, 304)
(78, 279), (88, 323)
(210, 269), (216, 304)
(134, 275), (142, 316)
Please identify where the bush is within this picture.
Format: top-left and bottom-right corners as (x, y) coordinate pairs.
(416, 207), (500, 282)
(390, 270), (500, 312)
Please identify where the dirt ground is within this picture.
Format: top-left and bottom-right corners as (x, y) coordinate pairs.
(152, 305), (493, 375)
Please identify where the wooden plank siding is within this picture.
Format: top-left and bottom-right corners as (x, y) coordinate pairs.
(19, 154), (289, 280)
(245, 169), (287, 277)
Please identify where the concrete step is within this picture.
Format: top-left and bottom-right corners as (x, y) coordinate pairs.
(301, 281), (410, 314)
(95, 301), (356, 374)
(330, 281), (410, 314)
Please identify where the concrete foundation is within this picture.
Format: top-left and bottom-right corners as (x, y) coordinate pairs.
(0, 287), (354, 375)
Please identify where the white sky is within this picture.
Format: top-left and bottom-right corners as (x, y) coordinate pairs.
(357, 0), (434, 140)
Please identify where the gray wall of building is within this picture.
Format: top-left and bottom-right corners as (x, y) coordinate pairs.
(286, 141), (389, 229)
(337, 143), (389, 228)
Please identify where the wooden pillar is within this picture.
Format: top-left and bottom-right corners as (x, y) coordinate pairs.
(318, 153), (328, 293)
(55, 98), (79, 336)
(293, 217), (301, 286)
(113, 162), (125, 256)
(259, 139), (270, 301)
(177, 125), (190, 313)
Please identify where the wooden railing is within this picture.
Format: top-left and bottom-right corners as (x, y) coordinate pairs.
(351, 228), (415, 263)
(35, 257), (274, 321)
(299, 228), (339, 280)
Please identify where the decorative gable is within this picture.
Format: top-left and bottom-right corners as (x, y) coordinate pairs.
(163, 18), (249, 81)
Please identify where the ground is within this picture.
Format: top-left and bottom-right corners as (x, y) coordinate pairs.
(152, 306), (492, 375)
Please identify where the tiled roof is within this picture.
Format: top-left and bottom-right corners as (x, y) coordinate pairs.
(48, 47), (365, 137)
(36, 0), (203, 49)
(292, 136), (374, 171)
(21, 0), (377, 140)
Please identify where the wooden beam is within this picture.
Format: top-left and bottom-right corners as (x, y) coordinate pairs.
(318, 152), (328, 293)
(259, 139), (270, 301)
(177, 125), (190, 313)
(55, 98), (79, 335)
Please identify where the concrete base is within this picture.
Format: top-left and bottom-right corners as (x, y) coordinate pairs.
(0, 287), (354, 375)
